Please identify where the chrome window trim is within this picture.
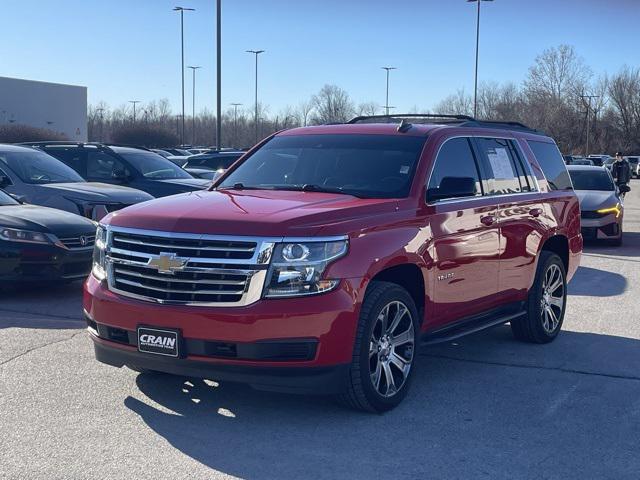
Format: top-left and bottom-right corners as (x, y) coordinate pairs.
(425, 134), (543, 206)
(102, 225), (348, 307)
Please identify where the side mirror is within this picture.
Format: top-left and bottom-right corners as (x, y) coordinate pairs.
(427, 176), (477, 202)
(0, 174), (11, 188)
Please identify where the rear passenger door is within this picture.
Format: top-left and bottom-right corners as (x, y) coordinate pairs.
(474, 137), (545, 304)
(427, 137), (501, 328)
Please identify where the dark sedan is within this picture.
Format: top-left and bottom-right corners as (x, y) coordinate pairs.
(22, 143), (210, 198)
(0, 189), (96, 283)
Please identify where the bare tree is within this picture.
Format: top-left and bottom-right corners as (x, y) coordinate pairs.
(434, 89), (473, 116)
(356, 102), (379, 117)
(310, 85), (355, 124)
(295, 100), (314, 127)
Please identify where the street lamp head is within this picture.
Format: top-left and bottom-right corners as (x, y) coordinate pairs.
(381, 66), (397, 71)
(246, 50), (265, 55)
(187, 65), (202, 70)
(467, 0), (493, 2)
(174, 6), (195, 11)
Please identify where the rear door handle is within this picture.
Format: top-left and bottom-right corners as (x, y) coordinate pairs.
(529, 208), (543, 217)
(480, 215), (495, 226)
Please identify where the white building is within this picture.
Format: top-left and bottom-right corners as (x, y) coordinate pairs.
(0, 76), (87, 141)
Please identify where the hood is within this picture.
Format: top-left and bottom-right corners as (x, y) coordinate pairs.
(39, 182), (153, 203)
(157, 178), (211, 188)
(575, 190), (619, 211)
(0, 204), (96, 236)
(105, 189), (400, 237)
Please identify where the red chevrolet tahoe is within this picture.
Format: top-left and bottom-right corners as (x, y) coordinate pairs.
(84, 114), (582, 412)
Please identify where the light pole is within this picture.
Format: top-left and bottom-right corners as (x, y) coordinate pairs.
(381, 67), (396, 116)
(129, 100), (141, 123)
(468, 0), (493, 118)
(230, 103), (242, 148)
(216, 0), (222, 149)
(246, 49), (265, 144)
(174, 6), (195, 145)
(187, 66), (201, 146)
(96, 107), (105, 142)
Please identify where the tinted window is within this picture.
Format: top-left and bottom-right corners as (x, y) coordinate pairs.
(87, 151), (129, 181)
(476, 138), (522, 195)
(568, 169), (615, 191)
(114, 149), (192, 179)
(0, 149), (84, 184)
(44, 147), (84, 174)
(529, 141), (573, 190)
(185, 154), (242, 171)
(219, 135), (427, 199)
(427, 138), (482, 199)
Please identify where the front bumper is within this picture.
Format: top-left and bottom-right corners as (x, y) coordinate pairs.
(84, 275), (363, 391)
(580, 213), (622, 240)
(0, 242), (92, 282)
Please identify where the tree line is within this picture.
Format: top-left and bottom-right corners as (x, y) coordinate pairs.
(78, 44), (640, 155)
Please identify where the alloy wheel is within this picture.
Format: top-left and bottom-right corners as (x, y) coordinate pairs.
(368, 301), (415, 398)
(540, 264), (565, 334)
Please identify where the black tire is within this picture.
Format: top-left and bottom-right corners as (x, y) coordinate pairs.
(511, 251), (567, 344)
(338, 281), (419, 413)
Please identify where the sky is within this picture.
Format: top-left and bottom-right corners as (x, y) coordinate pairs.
(1, 0), (638, 117)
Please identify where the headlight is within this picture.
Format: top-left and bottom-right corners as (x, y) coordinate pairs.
(92, 225), (108, 281)
(597, 203), (622, 218)
(0, 227), (52, 244)
(263, 239), (348, 298)
(65, 197), (110, 221)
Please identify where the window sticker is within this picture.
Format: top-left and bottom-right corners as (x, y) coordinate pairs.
(399, 165), (410, 174)
(486, 147), (515, 179)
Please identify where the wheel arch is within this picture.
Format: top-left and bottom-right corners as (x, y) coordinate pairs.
(367, 263), (426, 326)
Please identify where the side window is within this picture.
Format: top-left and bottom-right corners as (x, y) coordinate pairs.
(44, 148), (84, 175)
(527, 140), (573, 190)
(476, 138), (522, 195)
(86, 151), (127, 181)
(508, 141), (537, 192)
(427, 137), (482, 202)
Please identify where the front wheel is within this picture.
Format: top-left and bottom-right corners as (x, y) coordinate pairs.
(338, 281), (419, 413)
(511, 251), (567, 344)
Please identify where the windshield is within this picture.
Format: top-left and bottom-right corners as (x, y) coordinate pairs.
(218, 134), (426, 198)
(116, 150), (193, 179)
(0, 190), (19, 206)
(569, 169), (615, 191)
(185, 154), (242, 170)
(0, 149), (84, 184)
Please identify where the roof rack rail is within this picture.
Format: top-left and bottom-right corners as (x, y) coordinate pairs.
(459, 120), (541, 134)
(18, 141), (86, 147)
(347, 113), (475, 124)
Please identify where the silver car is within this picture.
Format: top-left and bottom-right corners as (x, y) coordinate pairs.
(0, 145), (153, 220)
(567, 165), (624, 246)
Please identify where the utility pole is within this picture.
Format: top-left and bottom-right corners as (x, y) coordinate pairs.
(381, 67), (396, 116)
(129, 100), (141, 123)
(580, 93), (599, 157)
(246, 49), (265, 145)
(174, 6), (195, 145)
(216, 0), (222, 149)
(187, 66), (201, 146)
(468, 0), (494, 118)
(230, 103), (242, 148)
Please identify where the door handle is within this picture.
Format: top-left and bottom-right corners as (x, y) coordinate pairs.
(529, 208), (543, 218)
(480, 215), (495, 226)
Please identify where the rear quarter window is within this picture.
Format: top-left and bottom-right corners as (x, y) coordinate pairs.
(527, 141), (573, 190)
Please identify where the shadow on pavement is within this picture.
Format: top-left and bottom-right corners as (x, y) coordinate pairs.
(568, 266), (627, 297)
(124, 327), (640, 479)
(582, 231), (640, 259)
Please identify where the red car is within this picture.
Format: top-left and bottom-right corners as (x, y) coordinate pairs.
(84, 114), (582, 412)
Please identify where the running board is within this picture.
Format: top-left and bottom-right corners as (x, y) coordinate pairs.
(421, 309), (526, 346)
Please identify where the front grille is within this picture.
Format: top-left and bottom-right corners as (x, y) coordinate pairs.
(106, 227), (274, 306)
(59, 234), (95, 249)
(581, 211), (605, 219)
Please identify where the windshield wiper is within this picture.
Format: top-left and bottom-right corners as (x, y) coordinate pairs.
(217, 182), (270, 191)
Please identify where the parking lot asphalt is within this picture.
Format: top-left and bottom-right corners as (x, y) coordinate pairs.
(1, 183), (640, 480)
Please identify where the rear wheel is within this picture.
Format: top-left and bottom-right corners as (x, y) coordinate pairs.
(511, 251), (566, 344)
(338, 281), (419, 413)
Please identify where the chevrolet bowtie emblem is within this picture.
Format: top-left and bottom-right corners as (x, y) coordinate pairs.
(147, 252), (188, 274)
